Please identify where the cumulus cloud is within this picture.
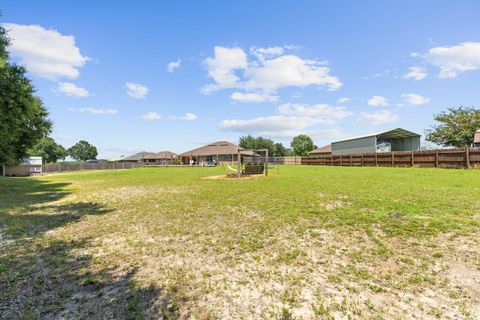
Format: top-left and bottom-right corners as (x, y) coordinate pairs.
(403, 67), (427, 81)
(426, 42), (480, 78)
(230, 91), (278, 103)
(180, 112), (197, 121)
(277, 103), (352, 120)
(69, 107), (118, 115)
(220, 102), (352, 137)
(167, 59), (181, 72)
(337, 97), (350, 104)
(202, 45), (342, 100)
(126, 82), (149, 99)
(57, 82), (89, 97)
(141, 112), (162, 120)
(355, 110), (399, 125)
(3, 23), (89, 79)
(402, 93), (430, 106)
(220, 116), (328, 137)
(367, 96), (388, 107)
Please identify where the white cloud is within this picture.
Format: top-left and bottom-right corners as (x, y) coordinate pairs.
(250, 46), (285, 61)
(403, 67), (427, 81)
(57, 82), (90, 97)
(202, 46), (248, 93)
(277, 103), (352, 120)
(309, 129), (346, 139)
(69, 107), (118, 115)
(402, 93), (430, 106)
(220, 115), (328, 137)
(167, 59), (181, 72)
(141, 112), (162, 120)
(367, 96), (388, 107)
(426, 42), (480, 78)
(3, 23), (89, 79)
(180, 112), (197, 121)
(125, 82), (149, 99)
(355, 110), (399, 125)
(202, 45), (342, 98)
(337, 97), (350, 104)
(230, 91), (278, 103)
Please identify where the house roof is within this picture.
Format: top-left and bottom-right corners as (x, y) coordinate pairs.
(120, 151), (177, 161)
(309, 144), (332, 155)
(179, 141), (241, 156)
(332, 128), (420, 144)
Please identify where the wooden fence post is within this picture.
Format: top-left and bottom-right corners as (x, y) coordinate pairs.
(391, 152), (394, 167)
(411, 151), (414, 167)
(435, 150), (439, 168)
(350, 154), (353, 166)
(340, 155), (343, 166)
(361, 154), (364, 166)
(375, 153), (378, 167)
(466, 147), (471, 169)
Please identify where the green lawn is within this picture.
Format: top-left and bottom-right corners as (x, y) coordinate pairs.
(1, 166), (479, 319)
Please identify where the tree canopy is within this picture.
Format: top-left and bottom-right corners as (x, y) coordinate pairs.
(0, 26), (52, 166)
(239, 135), (289, 157)
(28, 137), (66, 163)
(425, 107), (480, 148)
(290, 134), (316, 156)
(68, 140), (98, 161)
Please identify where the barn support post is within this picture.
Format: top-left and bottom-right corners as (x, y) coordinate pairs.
(466, 147), (471, 169)
(237, 150), (241, 178)
(265, 149), (269, 177)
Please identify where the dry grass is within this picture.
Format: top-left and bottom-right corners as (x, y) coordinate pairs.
(1, 166), (479, 319)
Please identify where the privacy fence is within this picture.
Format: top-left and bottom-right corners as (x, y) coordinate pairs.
(42, 162), (142, 173)
(301, 148), (480, 169)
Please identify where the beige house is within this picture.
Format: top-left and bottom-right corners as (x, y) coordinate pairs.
(119, 151), (177, 165)
(179, 141), (244, 165)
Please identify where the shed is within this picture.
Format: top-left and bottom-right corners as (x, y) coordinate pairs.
(331, 128), (421, 155)
(309, 144), (332, 156)
(473, 129), (480, 147)
(3, 156), (43, 176)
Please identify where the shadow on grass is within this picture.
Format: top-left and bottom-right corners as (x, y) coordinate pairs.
(0, 177), (183, 319)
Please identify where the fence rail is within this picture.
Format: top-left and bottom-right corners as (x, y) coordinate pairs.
(42, 162), (143, 173)
(301, 148), (480, 169)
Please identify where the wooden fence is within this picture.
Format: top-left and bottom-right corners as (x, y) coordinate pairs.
(43, 162), (142, 173)
(301, 148), (480, 169)
(268, 156), (303, 165)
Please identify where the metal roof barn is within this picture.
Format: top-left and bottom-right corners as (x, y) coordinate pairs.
(331, 128), (421, 155)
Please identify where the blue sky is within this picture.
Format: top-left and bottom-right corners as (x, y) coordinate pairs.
(2, 1), (480, 158)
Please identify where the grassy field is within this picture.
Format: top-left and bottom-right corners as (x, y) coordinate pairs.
(1, 166), (479, 319)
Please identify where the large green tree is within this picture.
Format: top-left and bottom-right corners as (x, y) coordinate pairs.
(0, 26), (52, 166)
(425, 107), (480, 147)
(28, 137), (66, 163)
(239, 135), (275, 155)
(290, 134), (316, 156)
(68, 140), (98, 161)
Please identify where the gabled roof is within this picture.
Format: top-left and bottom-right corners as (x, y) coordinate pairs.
(179, 141), (241, 156)
(120, 151), (177, 161)
(309, 144), (332, 155)
(332, 128), (420, 144)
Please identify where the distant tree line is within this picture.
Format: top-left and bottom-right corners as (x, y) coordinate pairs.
(239, 134), (317, 156)
(28, 139), (98, 163)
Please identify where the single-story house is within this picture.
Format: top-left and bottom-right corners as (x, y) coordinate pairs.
(331, 128), (421, 155)
(3, 156), (43, 177)
(179, 141), (243, 165)
(309, 144), (332, 156)
(119, 151), (177, 164)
